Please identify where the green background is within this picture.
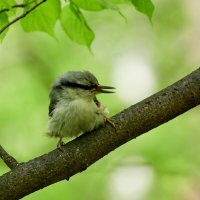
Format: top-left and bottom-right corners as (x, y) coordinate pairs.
(0, 0), (200, 199)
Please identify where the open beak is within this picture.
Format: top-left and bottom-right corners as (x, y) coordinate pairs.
(96, 85), (115, 93)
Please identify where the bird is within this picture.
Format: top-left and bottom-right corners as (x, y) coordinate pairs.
(47, 71), (115, 147)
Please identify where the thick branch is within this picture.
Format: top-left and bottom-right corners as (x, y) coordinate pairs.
(0, 145), (19, 169)
(0, 0), (46, 34)
(0, 68), (200, 200)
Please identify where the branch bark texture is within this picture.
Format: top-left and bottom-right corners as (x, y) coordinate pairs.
(0, 68), (200, 200)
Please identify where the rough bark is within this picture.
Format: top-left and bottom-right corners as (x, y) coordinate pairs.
(0, 145), (19, 169)
(0, 68), (200, 200)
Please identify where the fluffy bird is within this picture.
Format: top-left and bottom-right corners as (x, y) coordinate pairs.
(47, 71), (115, 147)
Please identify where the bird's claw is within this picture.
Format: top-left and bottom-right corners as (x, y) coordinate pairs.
(57, 138), (65, 151)
(105, 117), (115, 128)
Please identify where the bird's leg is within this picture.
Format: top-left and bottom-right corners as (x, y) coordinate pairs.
(95, 99), (115, 128)
(101, 113), (115, 128)
(57, 137), (65, 150)
(106, 117), (115, 128)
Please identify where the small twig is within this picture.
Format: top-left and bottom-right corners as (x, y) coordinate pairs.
(12, 3), (31, 9)
(0, 1), (35, 14)
(0, 8), (9, 14)
(0, 0), (47, 34)
(0, 145), (19, 169)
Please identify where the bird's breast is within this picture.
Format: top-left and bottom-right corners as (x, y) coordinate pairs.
(66, 98), (105, 131)
(71, 99), (105, 131)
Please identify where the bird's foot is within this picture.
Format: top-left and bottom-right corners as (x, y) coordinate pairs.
(105, 117), (115, 128)
(57, 138), (65, 151)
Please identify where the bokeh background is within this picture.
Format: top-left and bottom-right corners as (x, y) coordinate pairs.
(1, 0), (200, 199)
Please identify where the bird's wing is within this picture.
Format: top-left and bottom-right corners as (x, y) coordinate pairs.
(49, 98), (57, 117)
(48, 86), (61, 117)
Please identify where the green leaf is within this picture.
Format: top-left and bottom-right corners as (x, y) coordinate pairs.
(0, 12), (9, 42)
(98, 0), (127, 21)
(109, 0), (129, 4)
(60, 4), (95, 49)
(21, 0), (61, 36)
(72, 0), (127, 22)
(99, 0), (119, 9)
(72, 0), (104, 11)
(72, 0), (128, 11)
(0, 1), (8, 11)
(1, 0), (16, 7)
(0, 0), (17, 16)
(131, 0), (154, 21)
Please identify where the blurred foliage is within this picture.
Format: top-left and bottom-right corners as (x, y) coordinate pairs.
(0, 0), (200, 200)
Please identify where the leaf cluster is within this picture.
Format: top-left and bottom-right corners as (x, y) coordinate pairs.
(0, 0), (154, 48)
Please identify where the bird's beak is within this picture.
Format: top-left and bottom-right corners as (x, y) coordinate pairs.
(96, 85), (115, 93)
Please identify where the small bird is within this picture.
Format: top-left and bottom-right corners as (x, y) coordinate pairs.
(47, 71), (115, 147)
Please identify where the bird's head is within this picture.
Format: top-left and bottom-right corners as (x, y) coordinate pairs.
(52, 71), (115, 100)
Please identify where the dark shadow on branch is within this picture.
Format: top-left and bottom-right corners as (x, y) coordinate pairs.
(0, 68), (200, 200)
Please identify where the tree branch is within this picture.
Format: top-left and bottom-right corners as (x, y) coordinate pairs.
(12, 2), (34, 9)
(0, 68), (200, 200)
(0, 0), (46, 35)
(0, 145), (19, 169)
(0, 9), (9, 14)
